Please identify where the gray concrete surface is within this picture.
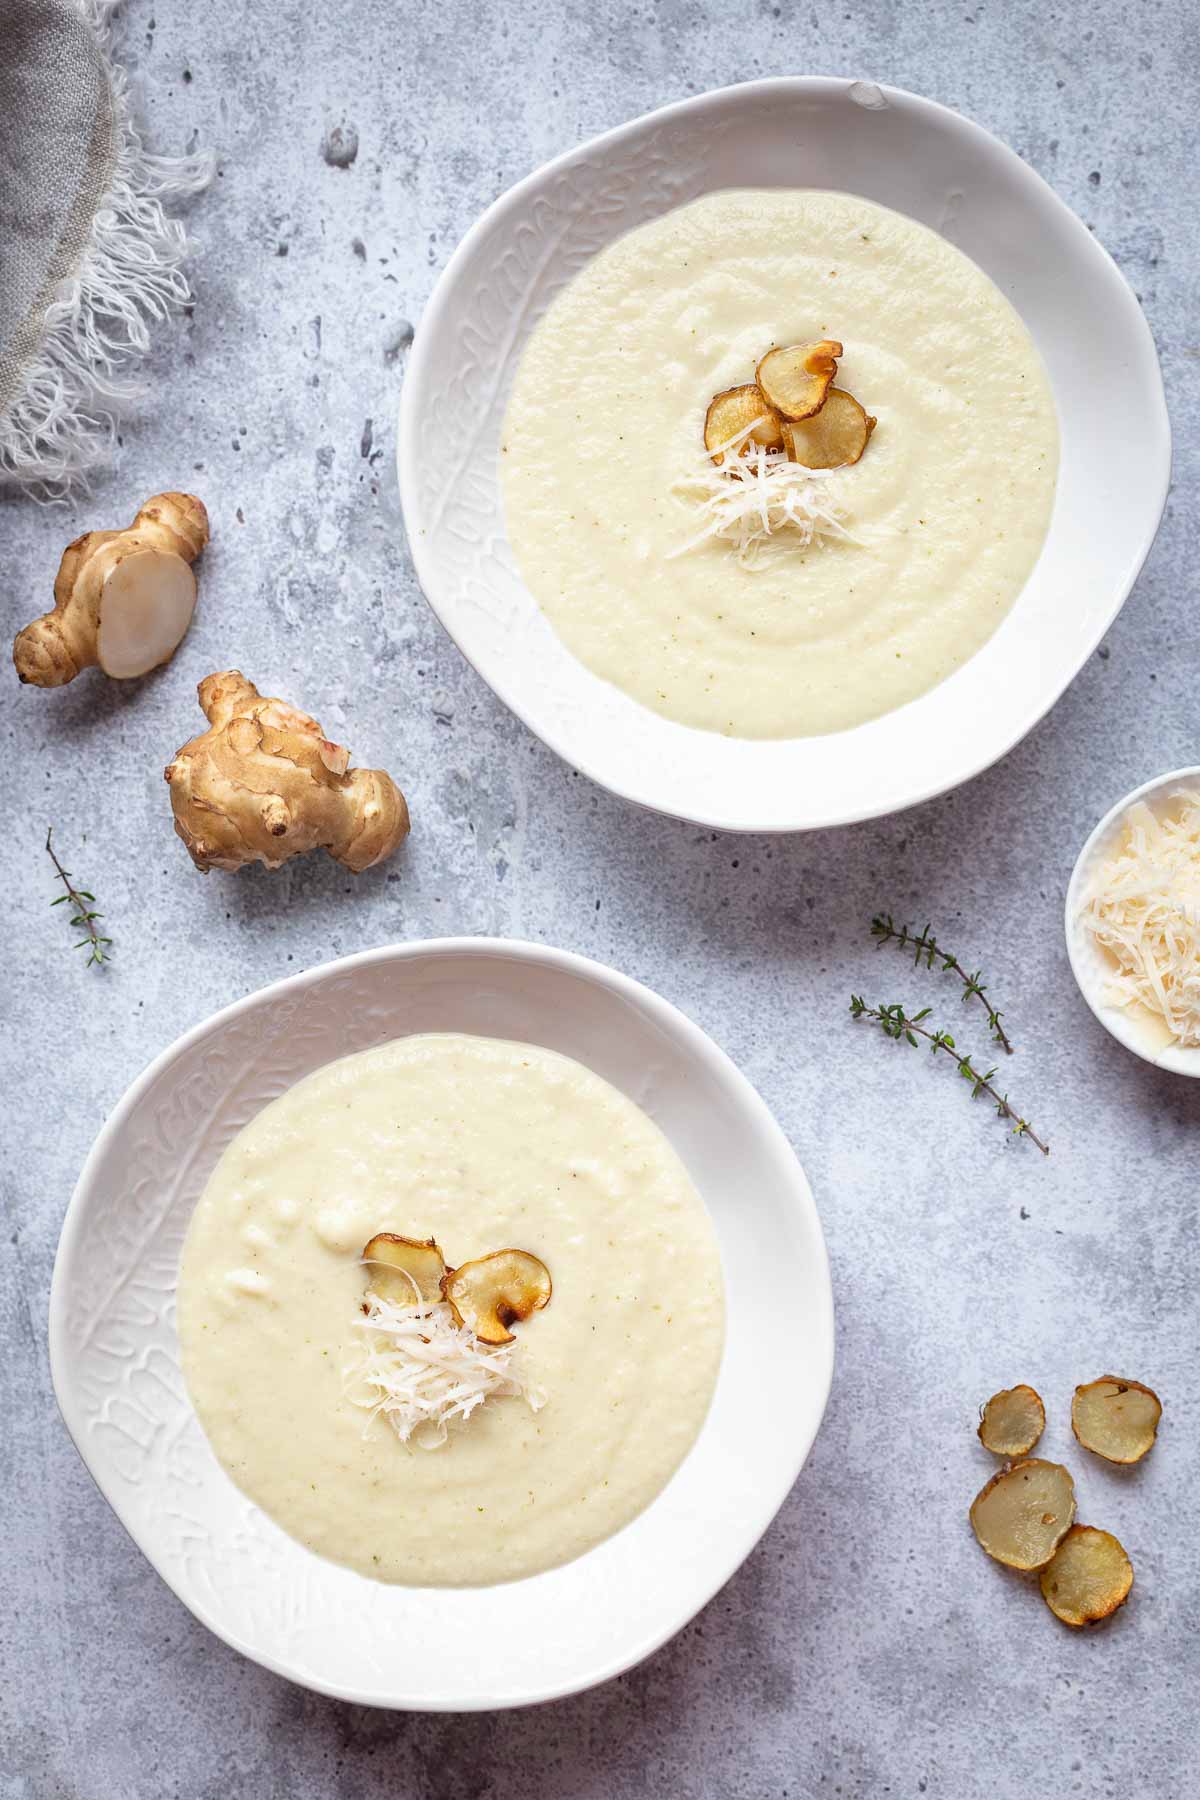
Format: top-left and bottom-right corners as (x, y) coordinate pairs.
(2, 1), (1198, 1795)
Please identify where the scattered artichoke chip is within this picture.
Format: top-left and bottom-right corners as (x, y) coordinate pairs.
(1039, 1525), (1133, 1627)
(755, 339), (843, 421)
(978, 1384), (1046, 1458)
(1072, 1375), (1162, 1464)
(443, 1249), (553, 1345)
(362, 1233), (447, 1305)
(782, 388), (876, 469)
(704, 385), (784, 464)
(969, 1458), (1076, 1570)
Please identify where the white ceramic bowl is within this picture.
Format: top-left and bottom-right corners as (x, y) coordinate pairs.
(1066, 769), (1200, 1077)
(398, 76), (1169, 832)
(49, 939), (833, 1710)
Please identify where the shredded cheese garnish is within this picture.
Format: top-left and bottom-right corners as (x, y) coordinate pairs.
(1081, 790), (1200, 1046)
(345, 1293), (545, 1450)
(669, 417), (857, 568)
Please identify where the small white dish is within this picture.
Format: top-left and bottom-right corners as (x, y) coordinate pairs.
(1065, 768), (1200, 1077)
(398, 76), (1170, 831)
(49, 938), (833, 1710)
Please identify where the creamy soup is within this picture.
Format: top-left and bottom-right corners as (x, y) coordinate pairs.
(501, 188), (1058, 738)
(177, 1033), (724, 1587)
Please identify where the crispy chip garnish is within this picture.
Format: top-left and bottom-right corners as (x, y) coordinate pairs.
(969, 1459), (1076, 1570)
(782, 388), (876, 469)
(362, 1233), (447, 1305)
(978, 1385), (1046, 1457)
(1039, 1525), (1134, 1626)
(754, 340), (843, 421)
(1071, 1375), (1162, 1464)
(704, 385), (785, 464)
(442, 1249), (553, 1346)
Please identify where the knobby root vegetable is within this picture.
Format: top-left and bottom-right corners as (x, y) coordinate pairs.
(164, 671), (410, 873)
(14, 492), (208, 686)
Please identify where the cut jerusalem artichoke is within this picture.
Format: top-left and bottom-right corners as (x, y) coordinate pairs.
(782, 389), (876, 470)
(360, 1236), (553, 1346)
(755, 339), (842, 421)
(966, 1384), (1155, 1628)
(967, 1386), (1151, 1628)
(704, 386), (784, 463)
(165, 671), (409, 873)
(703, 341), (875, 473)
(443, 1250), (553, 1346)
(362, 1234), (448, 1305)
(1071, 1376), (1163, 1465)
(14, 492), (208, 686)
(1039, 1525), (1134, 1627)
(977, 1385), (1046, 1458)
(969, 1458), (1076, 1570)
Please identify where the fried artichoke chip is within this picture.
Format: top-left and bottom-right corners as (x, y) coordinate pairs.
(755, 339), (843, 421)
(969, 1458), (1076, 1570)
(1072, 1375), (1162, 1464)
(704, 385), (785, 464)
(782, 388), (876, 469)
(442, 1249), (553, 1345)
(361, 1233), (447, 1305)
(978, 1385), (1046, 1458)
(1039, 1525), (1134, 1627)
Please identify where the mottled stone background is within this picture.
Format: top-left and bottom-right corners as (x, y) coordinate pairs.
(2, 1), (1197, 1795)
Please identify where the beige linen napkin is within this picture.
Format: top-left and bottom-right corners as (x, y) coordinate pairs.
(0, 0), (211, 494)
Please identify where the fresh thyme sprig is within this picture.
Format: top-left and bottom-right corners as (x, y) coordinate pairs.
(871, 914), (1014, 1054)
(46, 828), (112, 967)
(849, 997), (1048, 1156)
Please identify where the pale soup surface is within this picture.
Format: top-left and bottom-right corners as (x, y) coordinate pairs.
(178, 1033), (724, 1586)
(500, 188), (1058, 737)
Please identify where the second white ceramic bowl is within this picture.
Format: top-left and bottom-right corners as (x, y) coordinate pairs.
(1066, 768), (1200, 1077)
(50, 939), (833, 1709)
(398, 76), (1169, 831)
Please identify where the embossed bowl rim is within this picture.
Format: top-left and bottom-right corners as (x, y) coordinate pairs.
(49, 936), (834, 1709)
(397, 75), (1170, 831)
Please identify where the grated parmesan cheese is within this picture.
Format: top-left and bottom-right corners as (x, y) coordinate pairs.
(668, 417), (858, 568)
(345, 1293), (545, 1450)
(1081, 790), (1200, 1046)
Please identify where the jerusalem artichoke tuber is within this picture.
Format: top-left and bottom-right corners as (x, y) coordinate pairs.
(164, 671), (410, 873)
(14, 492), (208, 686)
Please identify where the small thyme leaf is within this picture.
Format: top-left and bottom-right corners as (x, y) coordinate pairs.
(850, 998), (1048, 1155)
(870, 915), (1014, 1053)
(46, 828), (111, 970)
